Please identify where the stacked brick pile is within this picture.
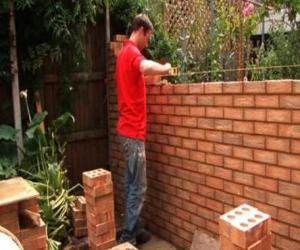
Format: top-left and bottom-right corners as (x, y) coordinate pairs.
(219, 204), (271, 249)
(71, 196), (87, 238)
(0, 177), (47, 250)
(83, 169), (116, 250)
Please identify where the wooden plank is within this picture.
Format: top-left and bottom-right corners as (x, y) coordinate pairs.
(65, 129), (107, 142)
(44, 72), (104, 83)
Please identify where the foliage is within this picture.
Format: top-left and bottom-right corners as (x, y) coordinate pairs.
(0, 111), (77, 250)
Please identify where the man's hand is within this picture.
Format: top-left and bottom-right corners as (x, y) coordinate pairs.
(140, 59), (172, 76)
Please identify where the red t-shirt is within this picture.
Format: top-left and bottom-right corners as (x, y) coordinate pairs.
(116, 40), (146, 140)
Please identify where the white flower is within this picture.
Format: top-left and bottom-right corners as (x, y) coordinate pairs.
(20, 90), (28, 99)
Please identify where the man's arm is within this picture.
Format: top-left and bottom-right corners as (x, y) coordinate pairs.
(140, 59), (171, 76)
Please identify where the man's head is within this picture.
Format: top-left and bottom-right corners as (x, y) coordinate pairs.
(129, 14), (154, 50)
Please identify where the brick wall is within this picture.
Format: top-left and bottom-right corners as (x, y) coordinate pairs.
(107, 39), (300, 250)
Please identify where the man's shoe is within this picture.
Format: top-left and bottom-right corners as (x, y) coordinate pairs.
(136, 228), (151, 245)
(117, 232), (137, 246)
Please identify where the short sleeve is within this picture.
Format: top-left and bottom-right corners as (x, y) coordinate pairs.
(132, 54), (144, 72)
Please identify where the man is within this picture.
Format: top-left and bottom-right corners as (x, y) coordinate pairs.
(116, 13), (171, 245)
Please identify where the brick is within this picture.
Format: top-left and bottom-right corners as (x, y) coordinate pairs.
(224, 108), (243, 120)
(168, 95), (182, 105)
(174, 84), (189, 94)
(85, 194), (114, 213)
(162, 125), (174, 135)
(278, 153), (300, 169)
(71, 206), (87, 220)
(198, 163), (214, 175)
(206, 107), (223, 118)
(83, 169), (112, 188)
(149, 105), (161, 114)
(84, 183), (113, 198)
(189, 128), (205, 139)
(198, 118), (214, 129)
(279, 181), (300, 198)
(161, 84), (174, 94)
(162, 105), (175, 115)
(266, 192), (290, 210)
(234, 95), (255, 107)
(223, 82), (243, 93)
(182, 180), (198, 193)
(266, 137), (290, 152)
(292, 111), (300, 123)
(176, 207), (190, 221)
(233, 146), (253, 160)
(182, 117), (197, 127)
(276, 234), (300, 250)
(254, 149), (277, 164)
(19, 198), (39, 213)
(278, 209), (300, 227)
(215, 190), (234, 205)
(175, 106), (189, 116)
(190, 150), (205, 162)
(215, 144), (233, 156)
(255, 176), (278, 192)
(182, 200), (197, 214)
(290, 226), (300, 241)
(22, 236), (47, 250)
(254, 202), (277, 219)
(256, 95), (279, 108)
(244, 186), (266, 202)
(292, 199), (300, 213)
(190, 106), (205, 117)
(279, 125), (300, 139)
(244, 135), (265, 149)
(74, 227), (88, 238)
(293, 80), (300, 93)
(267, 110), (291, 123)
(280, 95), (300, 109)
(215, 119), (233, 131)
(244, 82), (266, 93)
(255, 122), (277, 136)
(189, 83), (204, 94)
(266, 165), (290, 181)
(215, 96), (233, 106)
(168, 136), (181, 147)
(182, 95), (197, 105)
(162, 145), (176, 155)
(155, 95), (168, 104)
(206, 130), (223, 142)
(88, 221), (114, 236)
(224, 133), (243, 145)
(234, 172), (254, 185)
(206, 198), (223, 213)
(244, 161), (266, 175)
(244, 109), (266, 121)
(206, 176), (224, 190)
(233, 121), (254, 134)
(176, 148), (189, 159)
(204, 82), (222, 94)
(198, 141), (214, 152)
(292, 170), (300, 184)
(168, 116), (181, 126)
(224, 157), (243, 170)
(224, 181), (243, 196)
(206, 153), (223, 166)
(198, 95), (214, 106)
(267, 80), (292, 93)
(72, 218), (87, 228)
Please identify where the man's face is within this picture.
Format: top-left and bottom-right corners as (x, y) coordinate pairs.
(139, 28), (152, 50)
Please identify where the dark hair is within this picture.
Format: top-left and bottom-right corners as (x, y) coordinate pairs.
(129, 14), (154, 35)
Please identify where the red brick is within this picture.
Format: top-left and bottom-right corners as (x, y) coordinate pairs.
(84, 183), (113, 198)
(190, 150), (205, 162)
(198, 95), (214, 106)
(292, 199), (300, 213)
(175, 207), (190, 220)
(266, 165), (290, 181)
(244, 82), (266, 93)
(293, 80), (300, 93)
(155, 95), (168, 104)
(206, 176), (224, 190)
(267, 80), (292, 93)
(244, 135), (265, 149)
(189, 83), (204, 94)
(175, 106), (189, 116)
(233, 146), (253, 160)
(271, 220), (289, 236)
(233, 121), (254, 133)
(223, 133), (243, 145)
(254, 149), (277, 164)
(256, 95), (279, 108)
(266, 137), (290, 152)
(182, 95), (197, 105)
(278, 153), (300, 168)
(254, 202), (278, 219)
(182, 180), (198, 193)
(234, 95), (255, 107)
(169, 156), (182, 167)
(215, 96), (233, 106)
(198, 118), (214, 129)
(292, 111), (300, 123)
(292, 170), (300, 184)
(148, 85), (161, 95)
(83, 169), (112, 188)
(182, 117), (197, 127)
(223, 82), (243, 93)
(279, 125), (300, 139)
(190, 106), (205, 117)
(233, 171), (254, 185)
(189, 128), (205, 139)
(255, 122), (278, 136)
(224, 157), (243, 170)
(176, 148), (189, 159)
(276, 234), (300, 250)
(215, 144), (233, 156)
(206, 130), (222, 142)
(198, 184), (215, 198)
(215, 190), (234, 205)
(182, 159), (198, 171)
(224, 108), (243, 120)
(168, 116), (182, 126)
(244, 186), (266, 202)
(206, 153), (223, 166)
(266, 192), (290, 210)
(161, 84), (174, 94)
(255, 176), (278, 192)
(198, 141), (214, 152)
(174, 84), (189, 94)
(244, 161), (266, 175)
(168, 95), (182, 105)
(280, 95), (300, 109)
(224, 181), (243, 196)
(163, 125), (175, 135)
(244, 109), (266, 121)
(175, 127), (189, 137)
(279, 181), (300, 198)
(149, 105), (161, 114)
(215, 119), (233, 131)
(162, 145), (176, 155)
(267, 110), (291, 123)
(162, 105), (175, 115)
(206, 198), (223, 213)
(204, 83), (222, 94)
(188, 172), (205, 184)
(290, 226), (300, 241)
(206, 107), (223, 118)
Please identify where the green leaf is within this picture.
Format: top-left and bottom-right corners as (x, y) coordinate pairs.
(50, 112), (74, 132)
(26, 111), (48, 138)
(0, 125), (18, 141)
